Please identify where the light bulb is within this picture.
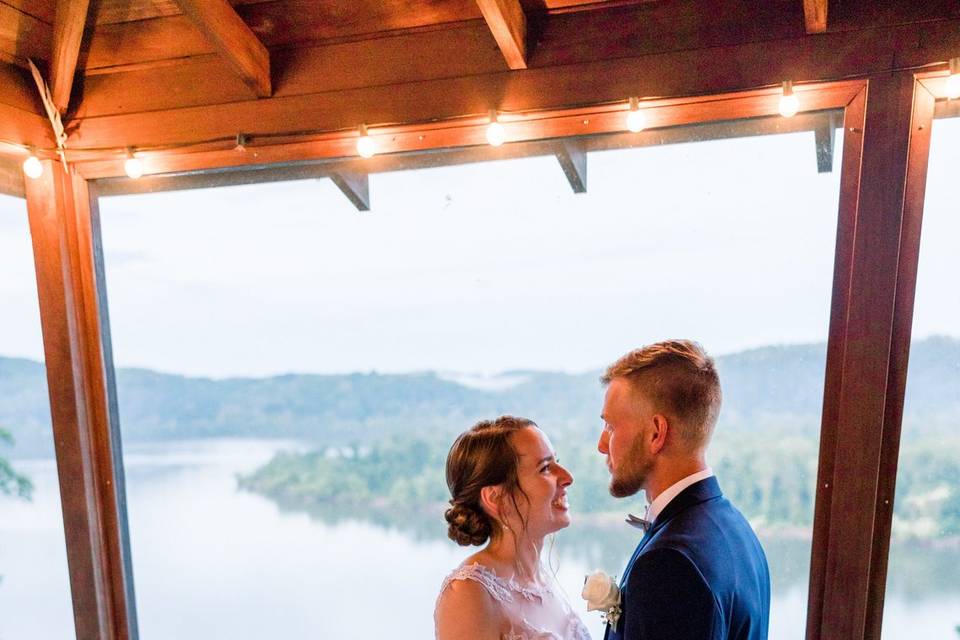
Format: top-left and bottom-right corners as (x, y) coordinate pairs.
(946, 58), (960, 100)
(486, 121), (505, 146)
(124, 156), (143, 179)
(779, 81), (799, 118)
(356, 125), (376, 158)
(626, 97), (645, 132)
(22, 154), (43, 179)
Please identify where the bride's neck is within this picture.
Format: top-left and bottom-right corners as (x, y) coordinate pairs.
(484, 530), (544, 583)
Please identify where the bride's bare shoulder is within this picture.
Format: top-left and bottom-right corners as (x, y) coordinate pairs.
(435, 567), (502, 640)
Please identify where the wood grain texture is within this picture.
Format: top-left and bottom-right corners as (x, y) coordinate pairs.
(2, 0), (56, 22)
(65, 12), (912, 150)
(81, 0), (481, 70)
(49, 0), (91, 112)
(173, 0), (271, 96)
(71, 83), (859, 178)
(805, 83), (866, 640)
(24, 162), (138, 640)
(818, 71), (918, 640)
(0, 103), (56, 151)
(0, 155), (24, 196)
(76, 23), (503, 116)
(0, 3), (52, 64)
(862, 79), (935, 640)
(803, 0), (827, 33)
(476, 0), (527, 69)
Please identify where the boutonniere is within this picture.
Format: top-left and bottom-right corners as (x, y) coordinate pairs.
(582, 570), (622, 628)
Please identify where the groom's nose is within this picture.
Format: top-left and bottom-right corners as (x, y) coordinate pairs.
(597, 430), (610, 455)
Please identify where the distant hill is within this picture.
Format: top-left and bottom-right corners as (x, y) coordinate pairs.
(1, 337), (957, 457)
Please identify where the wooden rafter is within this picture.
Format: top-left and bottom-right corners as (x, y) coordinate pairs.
(553, 138), (586, 193)
(476, 0), (527, 70)
(172, 0), (271, 97)
(50, 0), (92, 113)
(803, 0), (827, 33)
(330, 170), (371, 212)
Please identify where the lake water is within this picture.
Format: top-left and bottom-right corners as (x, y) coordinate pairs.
(1, 439), (957, 639)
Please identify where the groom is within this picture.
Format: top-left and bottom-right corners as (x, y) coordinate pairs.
(598, 340), (770, 640)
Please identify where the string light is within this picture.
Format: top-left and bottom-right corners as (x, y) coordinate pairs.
(779, 81), (799, 118)
(946, 58), (960, 100)
(124, 148), (144, 179)
(356, 124), (376, 158)
(486, 111), (506, 147)
(22, 153), (43, 179)
(626, 97), (646, 132)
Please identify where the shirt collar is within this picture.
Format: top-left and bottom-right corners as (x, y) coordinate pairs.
(645, 467), (714, 524)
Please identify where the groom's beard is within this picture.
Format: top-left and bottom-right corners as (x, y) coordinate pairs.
(609, 439), (653, 498)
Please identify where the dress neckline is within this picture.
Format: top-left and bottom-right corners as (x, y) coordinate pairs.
(463, 562), (553, 602)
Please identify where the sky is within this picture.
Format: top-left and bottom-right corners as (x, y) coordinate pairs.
(1, 119), (957, 378)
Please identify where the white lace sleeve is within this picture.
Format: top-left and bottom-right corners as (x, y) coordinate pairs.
(439, 563), (514, 603)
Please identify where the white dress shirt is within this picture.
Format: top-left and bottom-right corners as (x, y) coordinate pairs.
(645, 467), (714, 524)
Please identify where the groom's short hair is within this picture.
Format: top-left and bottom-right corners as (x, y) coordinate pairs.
(602, 339), (721, 447)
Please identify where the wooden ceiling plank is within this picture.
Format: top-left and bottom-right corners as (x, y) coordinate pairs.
(173, 0), (271, 96)
(553, 138), (586, 193)
(50, 0), (92, 113)
(476, 0), (527, 69)
(804, 0), (827, 33)
(0, 3), (53, 65)
(2, 0), (56, 23)
(329, 170), (370, 211)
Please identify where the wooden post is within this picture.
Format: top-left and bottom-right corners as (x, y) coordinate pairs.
(807, 72), (934, 640)
(24, 161), (138, 640)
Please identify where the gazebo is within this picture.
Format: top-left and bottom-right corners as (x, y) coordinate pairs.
(0, 1), (958, 638)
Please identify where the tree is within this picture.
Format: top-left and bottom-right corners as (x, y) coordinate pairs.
(0, 427), (32, 499)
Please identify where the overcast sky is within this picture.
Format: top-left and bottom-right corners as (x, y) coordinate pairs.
(2, 120), (957, 378)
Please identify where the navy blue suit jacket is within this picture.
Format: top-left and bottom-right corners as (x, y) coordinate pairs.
(604, 477), (770, 640)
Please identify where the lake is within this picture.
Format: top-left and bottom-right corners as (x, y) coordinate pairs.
(1, 439), (957, 639)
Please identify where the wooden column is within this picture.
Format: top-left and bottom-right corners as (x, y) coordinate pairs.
(807, 73), (935, 639)
(24, 161), (138, 640)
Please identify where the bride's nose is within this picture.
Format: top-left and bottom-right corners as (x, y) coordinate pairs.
(558, 463), (573, 487)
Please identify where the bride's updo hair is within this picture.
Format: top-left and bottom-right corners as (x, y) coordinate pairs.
(444, 416), (535, 546)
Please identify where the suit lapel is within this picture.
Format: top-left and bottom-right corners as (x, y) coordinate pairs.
(620, 477), (723, 587)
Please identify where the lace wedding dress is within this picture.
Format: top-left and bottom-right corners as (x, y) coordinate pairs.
(436, 563), (592, 640)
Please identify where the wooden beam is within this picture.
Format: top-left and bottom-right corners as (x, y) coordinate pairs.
(804, 0), (828, 33)
(172, 0), (271, 97)
(66, 11), (960, 151)
(49, 0), (92, 113)
(0, 3), (52, 67)
(814, 113), (836, 173)
(0, 156), (25, 197)
(70, 83), (861, 178)
(863, 78), (936, 640)
(811, 72), (923, 640)
(329, 170), (370, 211)
(553, 138), (586, 193)
(476, 0), (527, 69)
(25, 160), (139, 640)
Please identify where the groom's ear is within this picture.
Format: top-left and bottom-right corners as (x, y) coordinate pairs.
(650, 414), (669, 454)
(479, 485), (502, 520)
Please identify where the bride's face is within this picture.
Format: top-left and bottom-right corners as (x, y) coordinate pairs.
(503, 426), (574, 539)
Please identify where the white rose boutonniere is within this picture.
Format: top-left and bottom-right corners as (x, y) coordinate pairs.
(582, 570), (622, 628)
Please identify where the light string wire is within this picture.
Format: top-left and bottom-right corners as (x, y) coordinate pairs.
(2, 59), (952, 162)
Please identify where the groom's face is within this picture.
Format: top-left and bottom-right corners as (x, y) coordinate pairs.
(599, 377), (655, 498)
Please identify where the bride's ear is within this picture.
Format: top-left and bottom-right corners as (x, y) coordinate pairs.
(479, 485), (502, 521)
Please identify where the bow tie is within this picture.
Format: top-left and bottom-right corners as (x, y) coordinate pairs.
(626, 513), (652, 532)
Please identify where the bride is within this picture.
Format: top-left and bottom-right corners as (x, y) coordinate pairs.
(435, 416), (592, 640)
